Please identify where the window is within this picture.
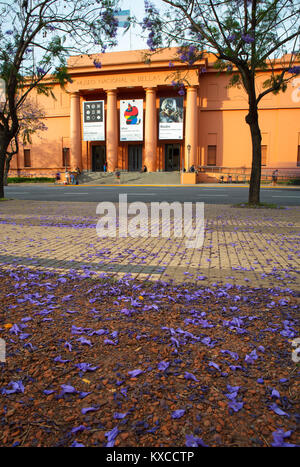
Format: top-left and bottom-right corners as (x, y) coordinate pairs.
(207, 145), (217, 166)
(261, 145), (267, 166)
(297, 146), (300, 167)
(24, 149), (31, 167)
(62, 148), (70, 167)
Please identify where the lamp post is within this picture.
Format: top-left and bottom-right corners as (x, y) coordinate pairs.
(63, 148), (68, 172)
(187, 144), (191, 171)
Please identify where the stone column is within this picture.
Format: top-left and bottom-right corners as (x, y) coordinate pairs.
(106, 89), (118, 172)
(185, 86), (198, 169)
(144, 87), (157, 172)
(70, 92), (82, 170)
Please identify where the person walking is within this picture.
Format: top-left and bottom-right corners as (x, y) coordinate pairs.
(115, 168), (121, 184)
(272, 169), (278, 186)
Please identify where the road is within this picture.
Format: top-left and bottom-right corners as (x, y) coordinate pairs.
(3, 184), (300, 206)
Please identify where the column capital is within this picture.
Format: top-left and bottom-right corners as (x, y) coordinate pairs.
(145, 87), (157, 93)
(186, 85), (198, 92)
(70, 91), (80, 97)
(106, 89), (117, 95)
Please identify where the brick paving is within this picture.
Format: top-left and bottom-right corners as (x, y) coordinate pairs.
(0, 200), (299, 290)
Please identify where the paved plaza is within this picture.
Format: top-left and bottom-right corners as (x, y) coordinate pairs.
(0, 200), (299, 290)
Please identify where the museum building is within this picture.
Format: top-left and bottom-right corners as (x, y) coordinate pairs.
(9, 48), (300, 180)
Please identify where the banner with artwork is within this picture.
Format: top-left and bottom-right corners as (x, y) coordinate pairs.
(82, 100), (105, 141)
(120, 99), (143, 141)
(159, 97), (184, 140)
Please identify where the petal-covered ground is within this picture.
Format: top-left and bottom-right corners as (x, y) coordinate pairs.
(0, 266), (299, 447)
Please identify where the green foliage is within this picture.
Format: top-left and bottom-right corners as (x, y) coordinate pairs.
(7, 177), (55, 184)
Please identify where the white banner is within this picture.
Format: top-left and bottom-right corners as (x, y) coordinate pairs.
(159, 97), (184, 140)
(83, 100), (105, 141)
(120, 99), (143, 141)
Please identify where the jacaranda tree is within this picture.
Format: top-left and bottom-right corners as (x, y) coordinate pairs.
(142, 0), (300, 204)
(3, 98), (47, 185)
(0, 0), (122, 198)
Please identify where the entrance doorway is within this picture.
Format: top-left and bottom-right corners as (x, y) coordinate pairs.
(92, 145), (106, 171)
(128, 145), (142, 171)
(165, 144), (181, 171)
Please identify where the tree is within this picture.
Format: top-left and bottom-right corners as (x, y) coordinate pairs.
(0, 0), (122, 198)
(3, 98), (47, 185)
(142, 0), (300, 204)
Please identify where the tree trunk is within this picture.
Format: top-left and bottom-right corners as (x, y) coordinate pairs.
(4, 153), (13, 186)
(0, 154), (5, 199)
(0, 134), (11, 198)
(246, 106), (262, 205)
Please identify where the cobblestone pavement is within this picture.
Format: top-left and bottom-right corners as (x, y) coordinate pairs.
(0, 200), (299, 290)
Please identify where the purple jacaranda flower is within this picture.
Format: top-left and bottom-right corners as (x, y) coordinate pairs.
(75, 363), (98, 372)
(2, 380), (25, 395)
(257, 378), (264, 384)
(77, 337), (92, 346)
(113, 412), (127, 419)
(128, 369), (144, 378)
(158, 361), (170, 371)
(60, 384), (77, 396)
(272, 429), (298, 447)
(241, 33), (254, 43)
(64, 341), (72, 351)
(71, 441), (85, 447)
(185, 434), (208, 447)
(184, 372), (199, 382)
(221, 350), (239, 361)
(245, 349), (258, 364)
(70, 425), (87, 434)
(54, 356), (70, 363)
(89, 329), (106, 336)
(71, 325), (84, 335)
(171, 409), (185, 419)
(288, 66), (300, 75)
(228, 400), (244, 412)
(105, 426), (119, 447)
(269, 403), (289, 417)
(104, 339), (116, 345)
(271, 389), (280, 399)
(43, 389), (56, 395)
(81, 407), (99, 415)
(19, 333), (30, 340)
(170, 337), (180, 347)
(9, 324), (21, 335)
(208, 361), (220, 371)
(227, 34), (236, 42)
(93, 59), (102, 69)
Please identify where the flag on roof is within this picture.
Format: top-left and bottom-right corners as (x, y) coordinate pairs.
(114, 9), (130, 28)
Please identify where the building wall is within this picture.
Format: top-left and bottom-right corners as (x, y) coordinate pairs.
(9, 49), (300, 177)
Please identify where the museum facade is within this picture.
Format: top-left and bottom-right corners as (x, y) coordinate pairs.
(9, 48), (300, 179)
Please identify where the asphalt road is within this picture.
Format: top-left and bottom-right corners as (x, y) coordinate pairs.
(3, 184), (300, 206)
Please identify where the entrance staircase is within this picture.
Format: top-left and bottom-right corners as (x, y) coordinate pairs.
(79, 171), (181, 185)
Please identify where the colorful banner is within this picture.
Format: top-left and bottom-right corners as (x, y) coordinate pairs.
(120, 99), (143, 141)
(82, 100), (105, 141)
(159, 97), (184, 140)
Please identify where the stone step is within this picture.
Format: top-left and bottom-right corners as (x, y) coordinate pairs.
(79, 171), (181, 185)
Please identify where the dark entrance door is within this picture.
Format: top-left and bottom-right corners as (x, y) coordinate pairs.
(128, 145), (142, 171)
(92, 145), (106, 172)
(165, 144), (180, 171)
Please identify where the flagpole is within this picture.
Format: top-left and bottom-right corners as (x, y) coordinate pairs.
(130, 25), (132, 50)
